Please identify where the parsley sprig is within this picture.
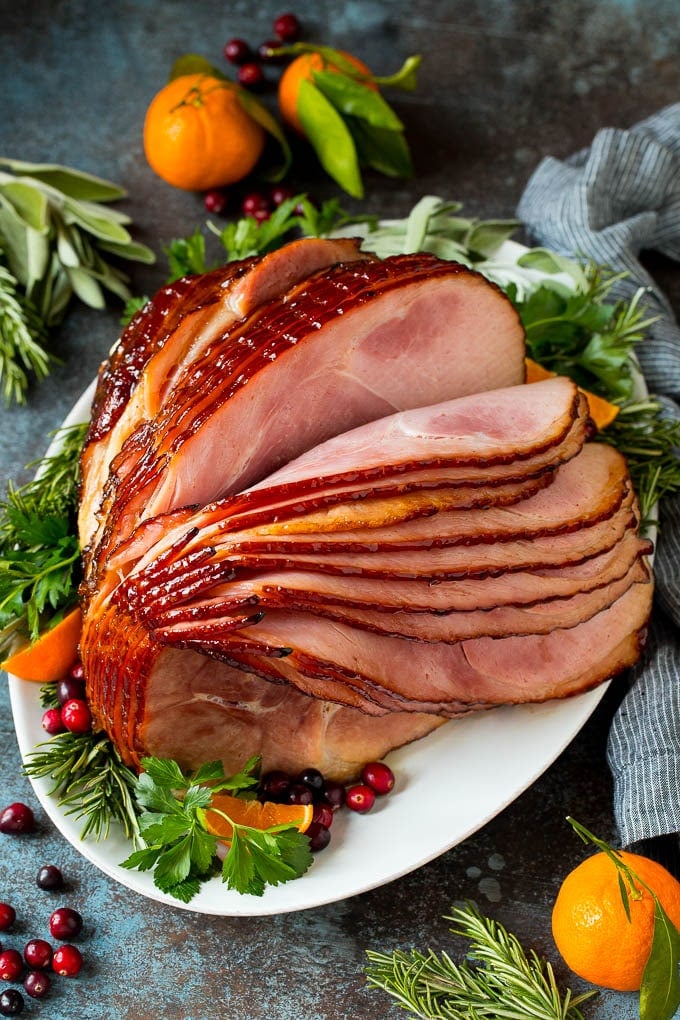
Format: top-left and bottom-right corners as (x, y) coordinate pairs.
(120, 756), (313, 902)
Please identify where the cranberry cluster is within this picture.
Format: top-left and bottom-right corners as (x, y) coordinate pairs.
(0, 858), (84, 1016)
(223, 11), (302, 91)
(258, 759), (395, 853)
(40, 662), (92, 737)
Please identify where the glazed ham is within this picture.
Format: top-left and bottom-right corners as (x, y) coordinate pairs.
(78, 242), (653, 780)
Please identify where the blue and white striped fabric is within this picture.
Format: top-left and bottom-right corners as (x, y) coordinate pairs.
(517, 104), (680, 860)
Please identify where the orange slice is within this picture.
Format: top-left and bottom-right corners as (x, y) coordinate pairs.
(203, 793), (314, 841)
(525, 357), (620, 430)
(1, 606), (82, 682)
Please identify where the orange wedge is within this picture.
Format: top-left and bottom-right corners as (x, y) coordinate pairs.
(525, 357), (620, 430)
(1, 606), (82, 682)
(203, 793), (314, 841)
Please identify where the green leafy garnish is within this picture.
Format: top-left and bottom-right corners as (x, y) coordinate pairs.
(0, 159), (155, 403)
(120, 756), (313, 902)
(0, 422), (86, 655)
(23, 729), (140, 842)
(568, 818), (680, 1020)
(366, 901), (596, 1019)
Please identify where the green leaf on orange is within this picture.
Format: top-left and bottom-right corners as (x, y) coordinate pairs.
(348, 118), (413, 179)
(639, 898), (680, 1020)
(312, 69), (404, 131)
(297, 79), (363, 198)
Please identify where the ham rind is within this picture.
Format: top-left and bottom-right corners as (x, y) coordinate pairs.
(159, 581), (652, 716)
(91, 254), (526, 569)
(79, 237), (370, 553)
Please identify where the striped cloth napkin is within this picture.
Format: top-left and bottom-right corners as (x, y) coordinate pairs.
(517, 104), (680, 875)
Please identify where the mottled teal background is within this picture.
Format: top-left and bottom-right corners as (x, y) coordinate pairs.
(1, 2), (678, 1017)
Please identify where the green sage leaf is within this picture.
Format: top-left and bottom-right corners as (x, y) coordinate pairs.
(464, 220), (522, 258)
(60, 200), (133, 243)
(65, 266), (105, 308)
(313, 70), (403, 130)
(0, 180), (50, 232)
(297, 79), (363, 198)
(0, 158), (127, 202)
(640, 899), (680, 1020)
(97, 238), (156, 264)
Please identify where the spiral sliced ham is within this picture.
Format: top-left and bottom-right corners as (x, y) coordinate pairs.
(78, 243), (653, 781)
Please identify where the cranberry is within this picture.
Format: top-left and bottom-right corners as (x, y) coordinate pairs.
(361, 761), (395, 795)
(321, 780), (346, 811)
(23, 971), (50, 999)
(223, 37), (253, 65)
(0, 803), (34, 835)
(273, 12), (301, 42)
(241, 191), (271, 217)
(259, 770), (290, 801)
(0, 948), (23, 981)
(23, 940), (52, 970)
(0, 905), (15, 932)
(237, 62), (265, 90)
(258, 40), (286, 64)
(270, 183), (295, 207)
(56, 675), (85, 705)
(68, 660), (85, 681)
(286, 782), (314, 806)
(306, 821), (331, 852)
(297, 767), (324, 794)
(312, 802), (334, 829)
(253, 207), (271, 224)
(51, 944), (82, 978)
(60, 699), (92, 735)
(345, 784), (376, 813)
(37, 865), (63, 891)
(204, 189), (228, 215)
(41, 708), (65, 735)
(48, 907), (82, 941)
(0, 989), (23, 1017)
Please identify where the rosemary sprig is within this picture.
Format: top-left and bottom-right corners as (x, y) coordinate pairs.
(23, 730), (141, 842)
(0, 256), (52, 404)
(365, 901), (596, 1019)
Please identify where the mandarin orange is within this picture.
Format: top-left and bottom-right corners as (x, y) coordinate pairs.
(203, 792), (314, 842)
(551, 850), (680, 991)
(278, 50), (376, 134)
(143, 73), (265, 191)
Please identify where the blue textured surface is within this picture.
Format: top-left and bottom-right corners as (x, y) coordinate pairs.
(1, 2), (679, 1018)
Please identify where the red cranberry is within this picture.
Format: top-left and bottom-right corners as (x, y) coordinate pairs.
(0, 948), (23, 981)
(60, 699), (92, 735)
(241, 191), (271, 217)
(237, 62), (265, 90)
(41, 708), (65, 735)
(270, 183), (295, 207)
(345, 784), (376, 813)
(51, 944), (82, 978)
(23, 970), (50, 999)
(0, 803), (34, 835)
(204, 189), (228, 215)
(48, 907), (82, 941)
(253, 207), (271, 224)
(259, 770), (290, 801)
(361, 761), (395, 795)
(306, 821), (331, 852)
(224, 37), (253, 65)
(68, 661), (85, 681)
(37, 865), (63, 891)
(273, 12), (301, 41)
(312, 802), (334, 829)
(0, 905), (16, 932)
(56, 675), (85, 705)
(23, 940), (52, 970)
(321, 780), (346, 811)
(0, 989), (24, 1016)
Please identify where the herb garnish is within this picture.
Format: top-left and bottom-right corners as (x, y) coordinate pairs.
(119, 756), (313, 901)
(0, 421), (86, 656)
(365, 901), (596, 1019)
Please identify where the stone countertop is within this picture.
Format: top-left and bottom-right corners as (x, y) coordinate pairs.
(0, 2), (678, 1018)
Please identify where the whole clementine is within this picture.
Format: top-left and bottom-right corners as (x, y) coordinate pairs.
(278, 50), (376, 134)
(143, 73), (266, 191)
(551, 850), (680, 991)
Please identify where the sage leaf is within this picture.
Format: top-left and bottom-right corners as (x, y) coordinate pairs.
(61, 199), (134, 243)
(0, 180), (50, 232)
(640, 899), (680, 1020)
(66, 266), (105, 308)
(97, 238), (156, 264)
(297, 78), (363, 198)
(0, 158), (126, 202)
(313, 70), (403, 131)
(349, 118), (413, 180)
(464, 220), (522, 258)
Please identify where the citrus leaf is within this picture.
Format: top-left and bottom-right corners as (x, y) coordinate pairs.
(0, 159), (127, 202)
(297, 79), (363, 198)
(312, 70), (403, 130)
(371, 54), (421, 90)
(640, 899), (680, 1020)
(349, 117), (413, 180)
(234, 89), (292, 181)
(169, 53), (224, 81)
